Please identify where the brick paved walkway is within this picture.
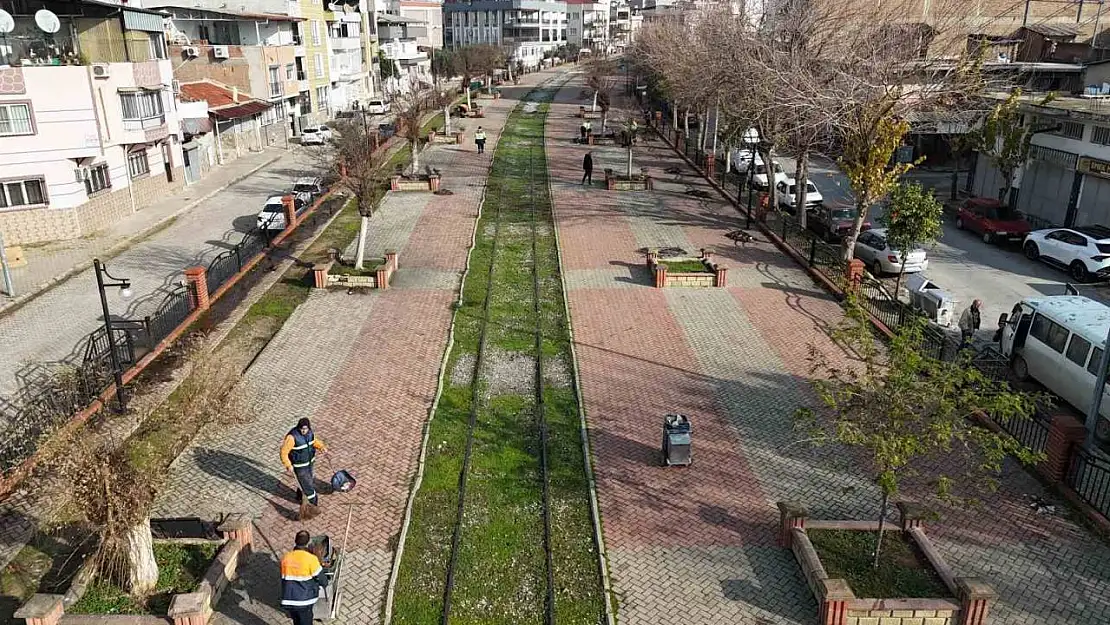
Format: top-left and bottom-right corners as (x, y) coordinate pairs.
(548, 75), (1110, 624)
(152, 69), (562, 625)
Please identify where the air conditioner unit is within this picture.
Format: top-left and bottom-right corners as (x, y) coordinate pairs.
(172, 79), (181, 95)
(183, 46), (199, 58)
(91, 63), (110, 78)
(212, 45), (230, 59)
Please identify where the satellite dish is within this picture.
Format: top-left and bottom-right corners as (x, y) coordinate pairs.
(35, 9), (61, 34)
(0, 10), (15, 34)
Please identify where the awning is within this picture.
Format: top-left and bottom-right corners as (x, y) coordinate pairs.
(182, 117), (213, 134)
(123, 9), (166, 32)
(209, 101), (271, 120)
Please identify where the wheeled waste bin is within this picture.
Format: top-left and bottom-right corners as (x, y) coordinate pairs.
(662, 414), (692, 466)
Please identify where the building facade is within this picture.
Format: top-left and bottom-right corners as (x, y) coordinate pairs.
(566, 0), (608, 50)
(444, 0), (567, 69)
(382, 0), (444, 48)
(0, 0), (186, 246)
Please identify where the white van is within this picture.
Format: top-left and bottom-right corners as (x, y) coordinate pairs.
(997, 295), (1110, 442)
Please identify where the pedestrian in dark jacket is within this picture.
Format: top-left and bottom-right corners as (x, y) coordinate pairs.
(959, 299), (982, 346)
(582, 151), (593, 186)
(281, 417), (327, 518)
(280, 530), (329, 625)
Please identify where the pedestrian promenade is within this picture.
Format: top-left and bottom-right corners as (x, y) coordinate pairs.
(150, 69), (561, 624)
(547, 75), (1110, 624)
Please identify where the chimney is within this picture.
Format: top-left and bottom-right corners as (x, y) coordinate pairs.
(232, 86), (239, 102)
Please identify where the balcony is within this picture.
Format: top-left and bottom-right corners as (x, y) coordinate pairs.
(123, 115), (166, 131)
(330, 37), (362, 51)
(294, 44), (306, 57)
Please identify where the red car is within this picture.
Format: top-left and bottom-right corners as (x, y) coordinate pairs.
(955, 197), (1032, 244)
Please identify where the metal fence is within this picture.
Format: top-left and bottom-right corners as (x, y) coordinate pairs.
(1067, 448), (1110, 519)
(206, 230), (269, 297)
(995, 412), (1051, 455)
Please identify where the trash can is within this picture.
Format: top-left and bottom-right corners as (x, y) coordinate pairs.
(906, 274), (959, 327)
(662, 414), (692, 466)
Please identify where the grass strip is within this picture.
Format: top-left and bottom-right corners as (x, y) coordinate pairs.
(807, 529), (951, 599)
(392, 82), (603, 625)
(69, 542), (218, 615)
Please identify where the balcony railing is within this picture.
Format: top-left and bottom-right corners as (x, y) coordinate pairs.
(122, 115), (166, 131)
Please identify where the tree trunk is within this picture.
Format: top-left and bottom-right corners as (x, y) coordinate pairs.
(698, 111), (707, 151)
(843, 198), (869, 261)
(672, 105), (678, 130)
(795, 150), (810, 229)
(126, 520), (159, 597)
(873, 491), (890, 570)
(601, 110), (608, 134)
(444, 105), (451, 135)
(895, 256), (908, 300)
(354, 215), (370, 270)
(592, 90), (598, 113)
(464, 74), (472, 110)
(627, 145), (634, 178)
(684, 108), (690, 137)
(725, 144), (732, 173)
(711, 103), (720, 154)
(411, 140), (420, 176)
(759, 143), (776, 210)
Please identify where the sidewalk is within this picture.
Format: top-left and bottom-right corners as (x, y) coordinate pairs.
(548, 76), (1110, 624)
(0, 148), (285, 314)
(150, 69), (562, 625)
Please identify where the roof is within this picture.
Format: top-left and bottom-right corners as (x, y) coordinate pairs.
(1022, 23), (1080, 39)
(178, 80), (271, 120)
(146, 1), (304, 20)
(376, 12), (425, 24)
(1023, 296), (1110, 346)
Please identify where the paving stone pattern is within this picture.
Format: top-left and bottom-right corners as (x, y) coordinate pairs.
(151, 70), (561, 625)
(547, 75), (1110, 624)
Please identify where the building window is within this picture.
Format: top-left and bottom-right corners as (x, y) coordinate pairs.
(127, 151), (150, 178)
(1051, 120), (1084, 141)
(312, 20), (322, 45)
(148, 33), (167, 60)
(0, 178), (46, 208)
(120, 91), (165, 121)
(286, 63), (296, 80)
(269, 66), (282, 97)
(315, 54), (324, 78)
(316, 86), (328, 111)
(1093, 126), (1110, 146)
(85, 164), (111, 195)
(0, 103), (33, 136)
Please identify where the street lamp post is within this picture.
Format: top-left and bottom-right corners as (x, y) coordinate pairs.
(93, 258), (133, 413)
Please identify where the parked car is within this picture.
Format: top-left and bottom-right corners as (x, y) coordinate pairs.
(301, 125), (332, 145)
(776, 179), (824, 212)
(1023, 225), (1110, 282)
(956, 197), (1031, 244)
(854, 228), (929, 276)
(365, 98), (390, 115)
(292, 177), (325, 203)
(256, 195), (307, 231)
(807, 205), (870, 242)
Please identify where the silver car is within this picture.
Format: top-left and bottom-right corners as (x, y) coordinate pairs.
(855, 228), (929, 276)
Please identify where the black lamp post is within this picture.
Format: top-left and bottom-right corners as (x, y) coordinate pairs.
(93, 258), (133, 413)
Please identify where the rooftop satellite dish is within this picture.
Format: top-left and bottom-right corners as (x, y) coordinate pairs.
(0, 10), (15, 34)
(35, 9), (61, 34)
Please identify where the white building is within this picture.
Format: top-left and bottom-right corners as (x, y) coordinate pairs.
(444, 0), (567, 70)
(381, 0), (444, 48)
(566, 0), (608, 50)
(0, 1), (187, 246)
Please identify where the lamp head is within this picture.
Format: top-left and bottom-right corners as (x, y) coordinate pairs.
(119, 284), (133, 300)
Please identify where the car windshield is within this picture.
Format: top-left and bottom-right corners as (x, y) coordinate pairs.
(262, 203), (283, 213)
(294, 183), (315, 192)
(1098, 243), (1110, 254)
(831, 209), (856, 220)
(788, 183), (817, 194)
(369, 100), (384, 107)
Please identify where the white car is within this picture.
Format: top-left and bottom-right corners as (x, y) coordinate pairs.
(256, 195), (307, 231)
(776, 178), (824, 211)
(1023, 225), (1110, 282)
(365, 98), (390, 115)
(292, 177), (325, 203)
(301, 125), (333, 145)
(854, 228), (929, 276)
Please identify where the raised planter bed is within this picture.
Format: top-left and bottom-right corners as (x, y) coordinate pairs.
(577, 106), (601, 120)
(312, 250), (398, 290)
(604, 168), (653, 191)
(778, 501), (998, 625)
(645, 248), (728, 288)
(428, 130), (465, 145)
(390, 174), (441, 192)
(15, 515), (253, 625)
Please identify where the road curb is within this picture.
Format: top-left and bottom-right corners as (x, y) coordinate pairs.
(0, 153), (285, 319)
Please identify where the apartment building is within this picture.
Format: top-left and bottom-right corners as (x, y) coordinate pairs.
(566, 0), (608, 50)
(156, 3), (304, 139)
(0, 0), (186, 246)
(971, 92), (1110, 229)
(326, 0), (372, 111)
(381, 0), (444, 48)
(444, 0), (567, 69)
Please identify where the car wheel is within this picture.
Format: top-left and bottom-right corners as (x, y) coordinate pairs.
(982, 231), (993, 244)
(1010, 355), (1030, 382)
(871, 260), (883, 277)
(1071, 261), (1089, 282)
(956, 217), (964, 230)
(1024, 241), (1040, 260)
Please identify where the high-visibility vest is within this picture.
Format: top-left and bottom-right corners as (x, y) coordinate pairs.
(288, 428), (316, 469)
(475, 131), (486, 141)
(280, 548), (324, 607)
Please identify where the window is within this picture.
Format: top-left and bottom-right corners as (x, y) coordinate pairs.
(127, 150), (150, 178)
(1090, 347), (1107, 377)
(120, 91), (164, 120)
(1051, 120), (1084, 140)
(315, 86), (328, 111)
(0, 103), (33, 136)
(312, 20), (322, 45)
(286, 63), (296, 80)
(148, 33), (167, 60)
(1029, 313), (1069, 353)
(315, 54), (324, 78)
(85, 164), (111, 195)
(1067, 335), (1093, 367)
(269, 66), (282, 97)
(0, 178), (46, 208)
(197, 25), (211, 42)
(1094, 127), (1110, 146)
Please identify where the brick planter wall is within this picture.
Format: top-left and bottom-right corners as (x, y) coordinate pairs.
(316, 250), (398, 290)
(604, 169), (653, 191)
(778, 501), (997, 625)
(390, 176), (441, 192)
(646, 249), (728, 288)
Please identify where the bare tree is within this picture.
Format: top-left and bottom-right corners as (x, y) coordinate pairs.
(324, 117), (388, 269)
(450, 44), (502, 110)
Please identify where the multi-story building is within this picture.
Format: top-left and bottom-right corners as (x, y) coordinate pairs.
(566, 0), (608, 50)
(0, 0), (186, 246)
(298, 0), (334, 121)
(155, 3), (305, 138)
(381, 0), (444, 48)
(608, 0), (639, 49)
(443, 0), (567, 70)
(178, 80), (276, 165)
(378, 32), (433, 89)
(325, 0), (373, 110)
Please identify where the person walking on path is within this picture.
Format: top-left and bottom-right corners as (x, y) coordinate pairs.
(959, 299), (982, 346)
(475, 127), (487, 154)
(582, 151), (594, 186)
(281, 417), (327, 518)
(280, 530), (329, 625)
